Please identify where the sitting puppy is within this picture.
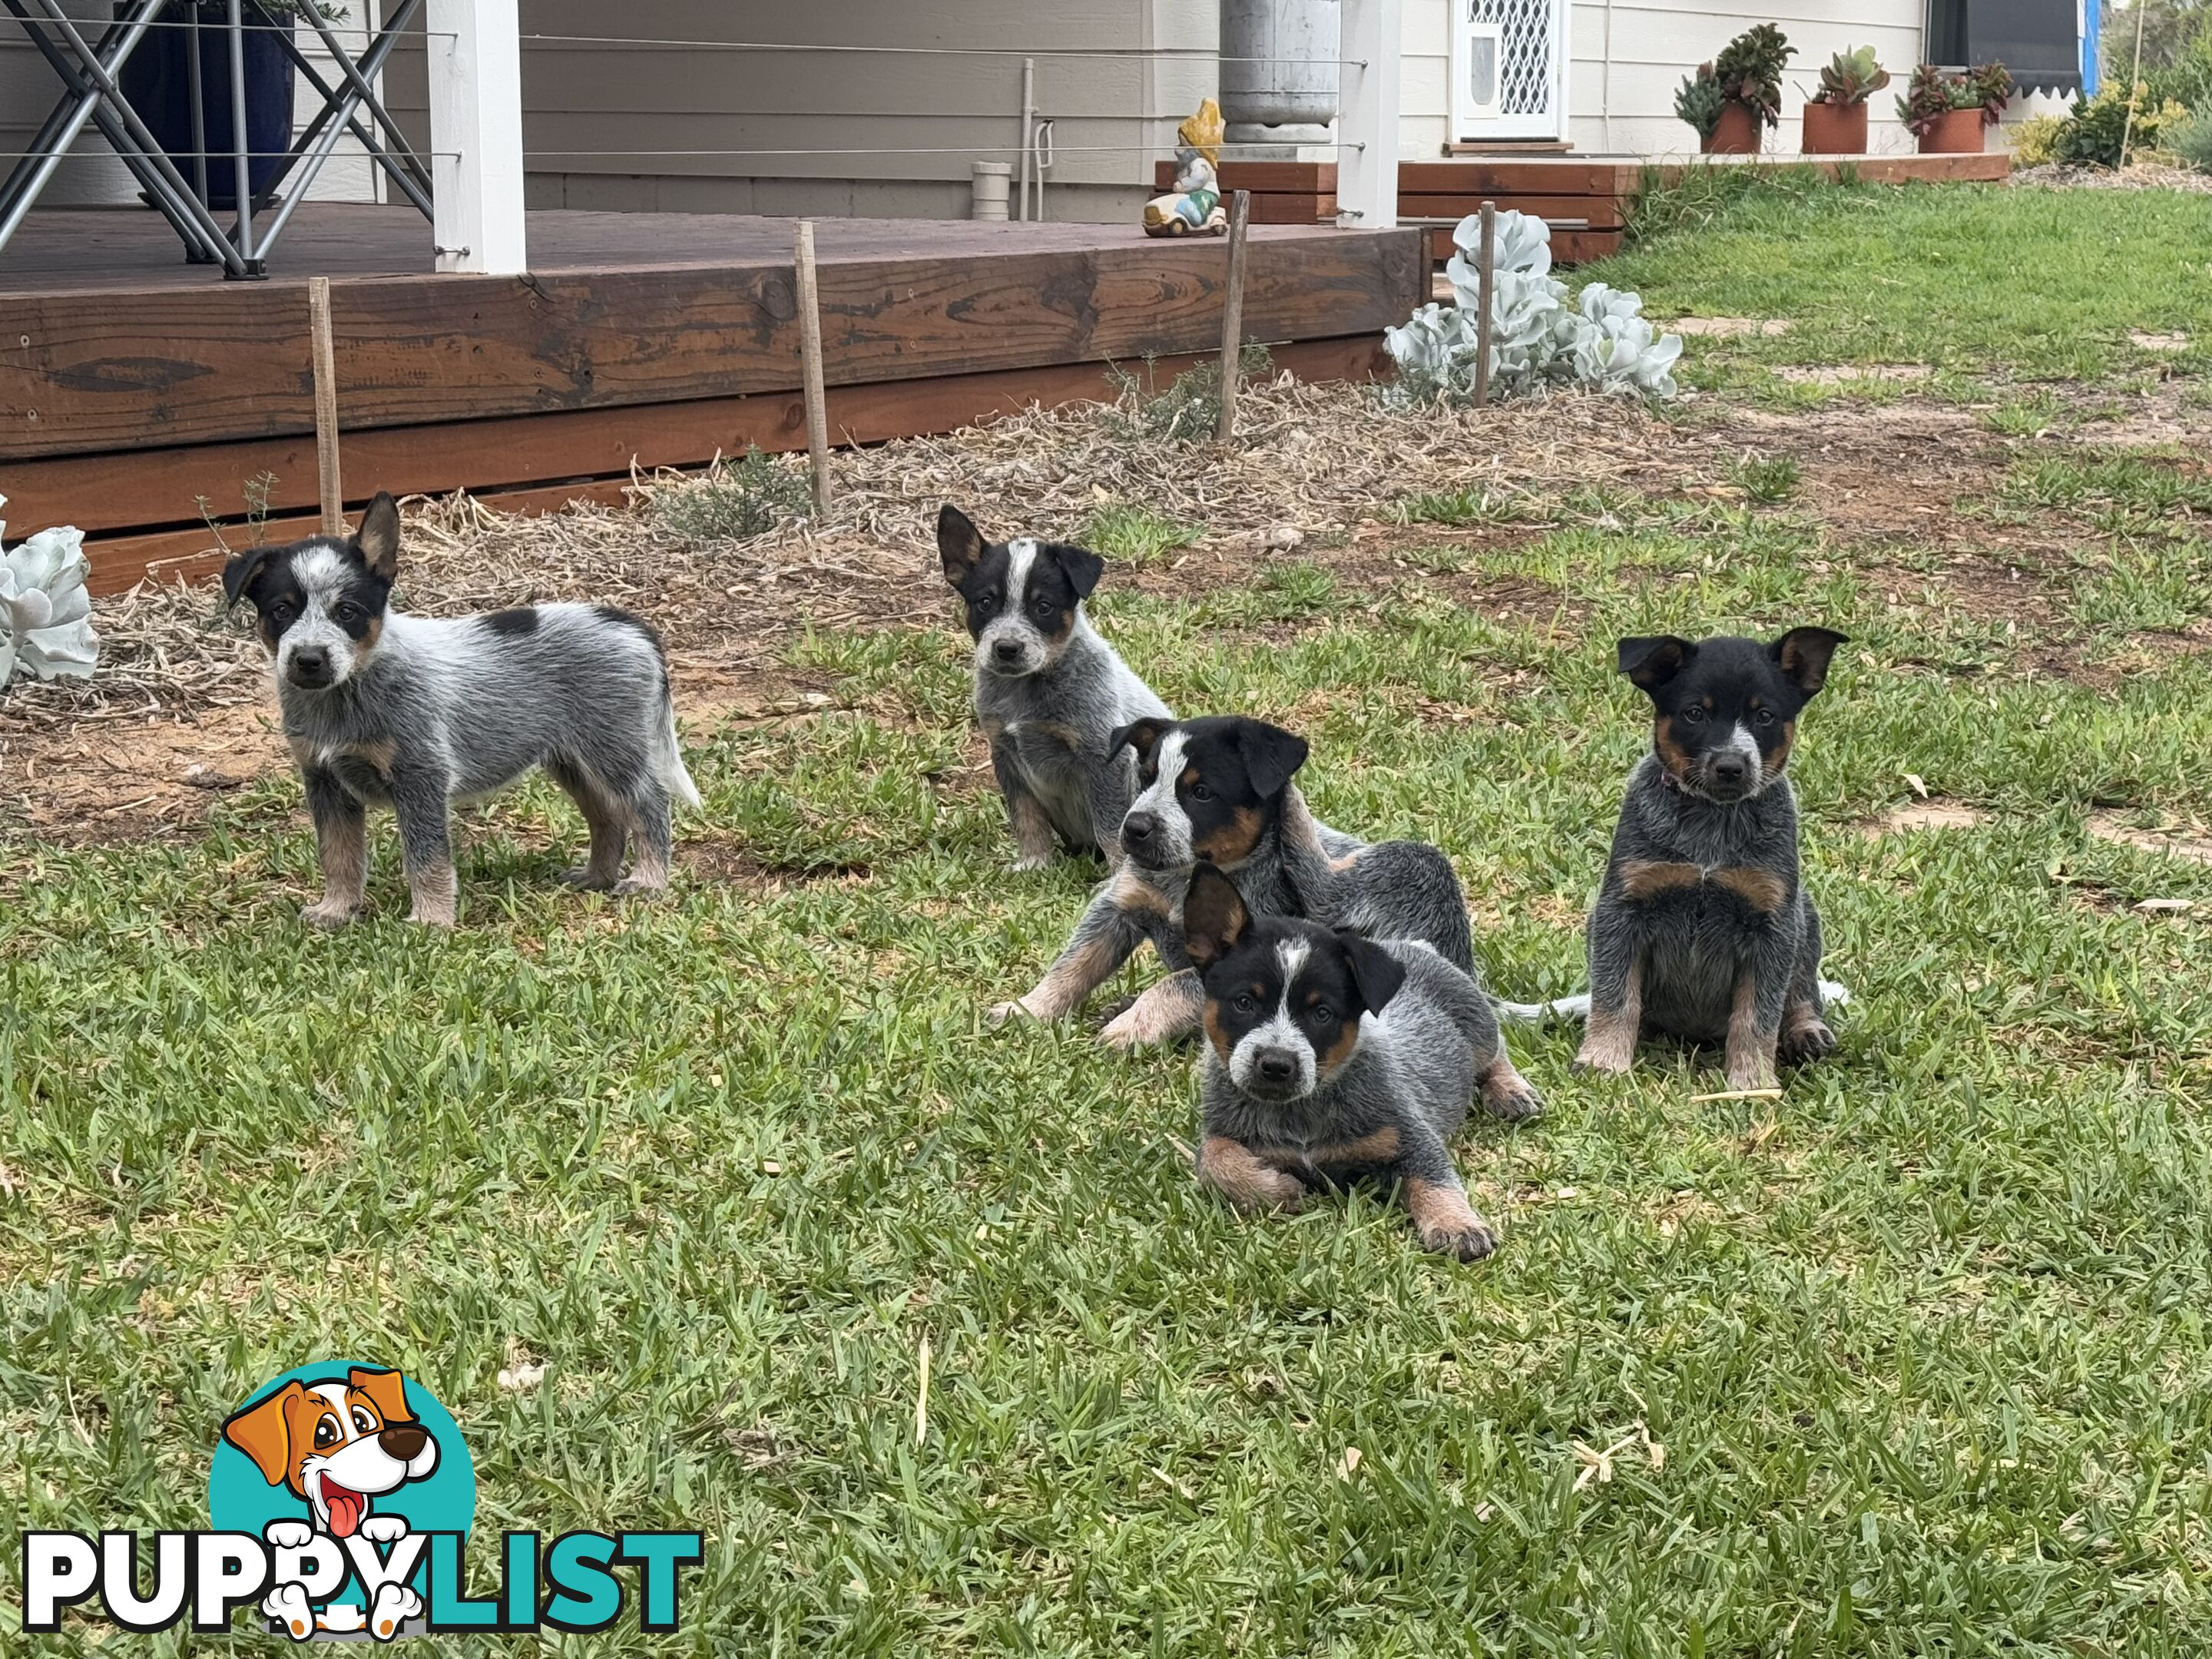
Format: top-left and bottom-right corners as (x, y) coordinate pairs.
(991, 714), (1474, 1048)
(939, 504), (1171, 869)
(1509, 628), (1848, 1089)
(222, 492), (700, 928)
(1182, 864), (1537, 1261)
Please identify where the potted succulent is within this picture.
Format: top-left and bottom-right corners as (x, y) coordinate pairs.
(1803, 46), (1890, 154)
(1674, 63), (1732, 151)
(1898, 61), (2012, 154)
(1708, 23), (1795, 153)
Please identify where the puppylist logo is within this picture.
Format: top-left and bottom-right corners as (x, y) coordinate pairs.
(21, 1361), (701, 1640)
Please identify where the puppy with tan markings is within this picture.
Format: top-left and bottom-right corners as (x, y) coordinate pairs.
(939, 504), (1171, 869)
(1183, 863), (1536, 1261)
(222, 1366), (439, 1640)
(223, 492), (699, 928)
(1502, 628), (1850, 1091)
(990, 714), (1475, 1049)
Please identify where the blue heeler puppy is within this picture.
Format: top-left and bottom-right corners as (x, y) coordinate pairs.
(221, 492), (700, 928)
(991, 714), (1476, 1049)
(939, 504), (1171, 869)
(1504, 628), (1849, 1090)
(1181, 863), (1539, 1262)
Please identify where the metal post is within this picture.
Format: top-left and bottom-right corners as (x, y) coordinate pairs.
(186, 6), (208, 210)
(1215, 189), (1251, 443)
(226, 0), (260, 273)
(1018, 57), (1035, 222)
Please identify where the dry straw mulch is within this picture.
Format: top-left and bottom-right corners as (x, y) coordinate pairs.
(1, 377), (1696, 737)
(2008, 161), (2212, 194)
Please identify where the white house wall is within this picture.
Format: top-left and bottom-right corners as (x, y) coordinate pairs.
(1402, 0), (1929, 156)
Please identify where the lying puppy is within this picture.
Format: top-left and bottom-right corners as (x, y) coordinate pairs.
(1503, 627), (1848, 1090)
(939, 504), (1171, 869)
(223, 492), (700, 928)
(1182, 864), (1537, 1261)
(991, 714), (1474, 1048)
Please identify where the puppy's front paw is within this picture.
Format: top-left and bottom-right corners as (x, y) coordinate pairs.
(1780, 1018), (1836, 1065)
(1008, 850), (1052, 873)
(368, 1582), (422, 1641)
(987, 998), (1037, 1028)
(358, 1515), (409, 1545)
(559, 864), (618, 892)
(1724, 1055), (1779, 1092)
(300, 898), (358, 929)
(263, 1581), (315, 1641)
(1418, 1217), (1499, 1263)
(1571, 1043), (1633, 1077)
(263, 1519), (314, 1550)
(406, 905), (457, 929)
(613, 871), (671, 897)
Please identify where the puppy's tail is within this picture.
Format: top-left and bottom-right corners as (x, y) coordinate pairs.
(1495, 981), (1852, 1023)
(1495, 992), (1592, 1025)
(658, 694), (704, 813)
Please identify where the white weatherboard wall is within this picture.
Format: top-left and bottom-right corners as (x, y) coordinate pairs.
(0, 0), (387, 209)
(1404, 0), (1929, 157)
(381, 0), (1222, 223)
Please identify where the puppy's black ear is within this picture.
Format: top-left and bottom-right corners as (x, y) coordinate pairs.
(220, 546), (276, 612)
(1339, 932), (1407, 1016)
(1617, 635), (1694, 693)
(356, 492), (401, 581)
(1235, 719), (1309, 800)
(1182, 863), (1250, 970)
(1051, 541), (1105, 600)
(1770, 626), (1849, 697)
(938, 504), (985, 588)
(1110, 717), (1170, 763)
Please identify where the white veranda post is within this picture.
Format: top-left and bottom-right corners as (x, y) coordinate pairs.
(426, 0), (527, 274)
(1336, 0), (1403, 230)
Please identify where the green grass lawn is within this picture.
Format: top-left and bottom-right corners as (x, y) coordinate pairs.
(8, 184), (2212, 1655)
(1589, 174), (2212, 399)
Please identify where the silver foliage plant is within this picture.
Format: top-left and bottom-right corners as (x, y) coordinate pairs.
(0, 511), (99, 688)
(1383, 211), (1683, 405)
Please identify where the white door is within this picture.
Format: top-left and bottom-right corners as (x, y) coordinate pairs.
(1450, 0), (1570, 142)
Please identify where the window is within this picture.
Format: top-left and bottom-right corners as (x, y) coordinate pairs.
(1926, 0), (2083, 94)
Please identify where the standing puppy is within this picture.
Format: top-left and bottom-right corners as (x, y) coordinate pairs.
(223, 492), (700, 928)
(991, 714), (1474, 1048)
(1182, 864), (1537, 1262)
(1562, 627), (1848, 1090)
(939, 504), (1171, 869)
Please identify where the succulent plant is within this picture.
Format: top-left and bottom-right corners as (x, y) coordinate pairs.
(1898, 61), (2012, 136)
(1674, 62), (1727, 140)
(1712, 23), (1795, 127)
(1385, 211), (1684, 406)
(1815, 45), (1890, 107)
(0, 518), (98, 687)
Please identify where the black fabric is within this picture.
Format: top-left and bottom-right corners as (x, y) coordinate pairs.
(1968, 0), (2083, 95)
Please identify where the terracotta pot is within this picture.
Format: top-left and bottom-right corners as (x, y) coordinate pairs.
(1703, 101), (1761, 155)
(1917, 107), (1986, 154)
(1801, 98), (1868, 154)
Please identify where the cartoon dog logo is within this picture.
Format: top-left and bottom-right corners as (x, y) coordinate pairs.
(221, 1366), (439, 1639)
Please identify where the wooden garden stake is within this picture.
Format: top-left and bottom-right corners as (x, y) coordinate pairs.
(1472, 201), (1497, 409)
(306, 275), (343, 535)
(793, 220), (834, 513)
(1215, 188), (1252, 443)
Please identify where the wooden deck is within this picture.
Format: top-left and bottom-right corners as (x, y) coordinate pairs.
(1168, 150), (2015, 263)
(0, 205), (1423, 592)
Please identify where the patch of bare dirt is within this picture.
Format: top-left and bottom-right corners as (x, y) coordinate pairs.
(1671, 316), (1793, 337)
(2087, 813), (2212, 865)
(1862, 802), (1991, 836)
(1774, 364), (1933, 386)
